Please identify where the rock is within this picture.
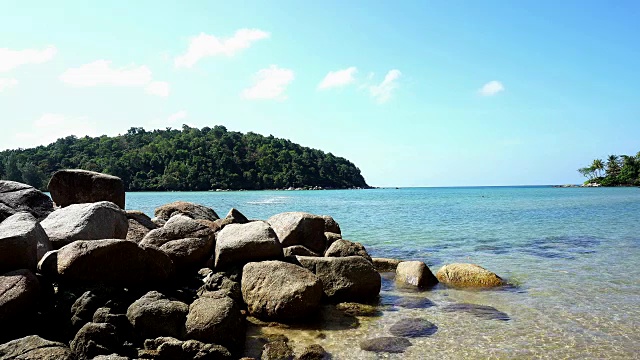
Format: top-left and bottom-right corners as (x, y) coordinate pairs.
(0, 335), (73, 359)
(335, 302), (381, 317)
(151, 217), (167, 227)
(283, 245), (320, 257)
(39, 239), (174, 286)
(93, 355), (130, 360)
(296, 256), (381, 303)
(213, 208), (250, 231)
(296, 344), (329, 360)
(48, 169), (126, 209)
(145, 337), (232, 360)
(324, 232), (342, 248)
(215, 222), (283, 269)
(126, 211), (158, 242)
(142, 215), (214, 247)
(126, 291), (189, 340)
(442, 303), (510, 321)
(241, 261), (323, 322)
(70, 322), (119, 359)
(0, 180), (54, 221)
(199, 273), (242, 303)
(267, 212), (327, 254)
(93, 307), (133, 340)
(321, 215), (341, 234)
(40, 201), (128, 249)
(324, 239), (372, 263)
(155, 201), (219, 222)
(186, 297), (245, 352)
(372, 258), (402, 272)
(359, 337), (412, 353)
(395, 261), (438, 288)
(0, 269), (40, 324)
(0, 213), (51, 273)
(436, 263), (505, 288)
(70, 290), (104, 330)
(389, 318), (438, 337)
(261, 340), (293, 360)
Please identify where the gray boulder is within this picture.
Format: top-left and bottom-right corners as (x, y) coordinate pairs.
(126, 210), (158, 242)
(0, 180), (54, 221)
(48, 169), (126, 209)
(126, 291), (189, 340)
(242, 261), (323, 322)
(0, 335), (73, 360)
(0, 269), (40, 324)
(70, 322), (119, 359)
(283, 245), (320, 257)
(296, 256), (381, 303)
(0, 213), (51, 273)
(40, 201), (128, 249)
(267, 212), (327, 254)
(141, 214), (214, 247)
(214, 221), (283, 269)
(395, 261), (438, 288)
(155, 201), (219, 221)
(322, 215), (341, 234)
(213, 208), (250, 231)
(324, 239), (372, 263)
(185, 297), (245, 351)
(38, 239), (174, 286)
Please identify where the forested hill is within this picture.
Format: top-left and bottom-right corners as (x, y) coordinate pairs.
(0, 125), (370, 191)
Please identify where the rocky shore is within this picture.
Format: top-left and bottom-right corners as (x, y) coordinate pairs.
(0, 169), (506, 359)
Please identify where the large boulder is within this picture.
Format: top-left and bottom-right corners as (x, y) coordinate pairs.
(324, 239), (372, 263)
(48, 169), (126, 209)
(436, 263), (505, 288)
(155, 201), (219, 222)
(241, 261), (323, 322)
(395, 261), (438, 288)
(0, 180), (53, 221)
(70, 322), (119, 359)
(214, 221), (283, 269)
(40, 201), (128, 249)
(296, 256), (381, 303)
(126, 210), (158, 242)
(185, 297), (245, 351)
(0, 213), (51, 273)
(321, 215), (341, 234)
(141, 214), (213, 247)
(267, 212), (327, 254)
(0, 269), (40, 324)
(126, 291), (189, 340)
(0, 335), (73, 360)
(38, 239), (174, 287)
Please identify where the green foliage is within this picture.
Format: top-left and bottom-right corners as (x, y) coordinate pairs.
(579, 152), (640, 186)
(0, 126), (369, 191)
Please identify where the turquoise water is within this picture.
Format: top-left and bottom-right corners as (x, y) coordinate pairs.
(127, 187), (640, 359)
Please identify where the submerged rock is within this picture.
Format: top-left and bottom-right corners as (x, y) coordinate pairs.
(393, 296), (436, 309)
(0, 180), (54, 221)
(335, 302), (381, 317)
(48, 169), (126, 209)
(395, 261), (438, 288)
(442, 303), (510, 321)
(389, 318), (438, 337)
(155, 201), (219, 222)
(359, 337), (412, 353)
(436, 263), (504, 288)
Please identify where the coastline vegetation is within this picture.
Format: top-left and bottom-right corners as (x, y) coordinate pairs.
(578, 152), (640, 186)
(0, 125), (369, 191)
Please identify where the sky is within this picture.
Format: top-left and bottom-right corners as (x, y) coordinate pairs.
(1, 0), (639, 187)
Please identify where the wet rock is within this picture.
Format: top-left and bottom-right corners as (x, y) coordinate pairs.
(296, 256), (381, 303)
(261, 340), (293, 360)
(215, 221), (283, 269)
(395, 261), (438, 288)
(48, 169), (126, 209)
(393, 296), (435, 309)
(144, 337), (232, 360)
(296, 344), (329, 360)
(40, 201), (128, 249)
(242, 261), (323, 322)
(324, 239), (372, 263)
(126, 210), (158, 242)
(268, 212), (327, 254)
(359, 337), (412, 353)
(389, 318), (438, 337)
(321, 215), (341, 234)
(0, 180), (54, 221)
(0, 269), (40, 325)
(335, 302), (381, 317)
(127, 291), (188, 340)
(436, 263), (505, 288)
(442, 303), (510, 321)
(70, 322), (119, 359)
(0, 212), (51, 273)
(283, 245), (320, 257)
(0, 335), (73, 359)
(39, 239), (174, 287)
(185, 296), (245, 352)
(155, 201), (219, 222)
(372, 258), (402, 272)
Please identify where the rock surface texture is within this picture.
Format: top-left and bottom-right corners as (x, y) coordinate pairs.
(395, 261), (439, 288)
(0, 180), (53, 221)
(0, 213), (51, 273)
(267, 212), (327, 254)
(155, 201), (219, 222)
(48, 169), (126, 209)
(436, 263), (504, 288)
(215, 221), (283, 268)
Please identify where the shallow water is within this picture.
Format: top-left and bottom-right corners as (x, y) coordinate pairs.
(127, 187), (640, 359)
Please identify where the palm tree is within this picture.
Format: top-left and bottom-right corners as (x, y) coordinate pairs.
(592, 159), (605, 178)
(606, 155), (620, 178)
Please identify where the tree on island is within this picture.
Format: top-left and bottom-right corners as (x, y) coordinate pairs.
(578, 152), (640, 186)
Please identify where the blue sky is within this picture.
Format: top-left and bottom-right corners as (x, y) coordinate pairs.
(1, 0), (638, 187)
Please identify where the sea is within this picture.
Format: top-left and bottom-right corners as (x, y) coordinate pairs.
(127, 186), (640, 359)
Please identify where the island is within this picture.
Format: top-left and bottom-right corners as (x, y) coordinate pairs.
(577, 152), (640, 187)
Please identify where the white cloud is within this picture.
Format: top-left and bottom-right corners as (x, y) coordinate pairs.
(318, 67), (357, 90)
(479, 80), (504, 96)
(10, 113), (98, 149)
(175, 29), (270, 68)
(0, 78), (18, 92)
(0, 46), (57, 73)
(242, 65), (294, 100)
(369, 69), (401, 103)
(145, 81), (170, 97)
(60, 60), (169, 97)
(167, 110), (188, 123)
